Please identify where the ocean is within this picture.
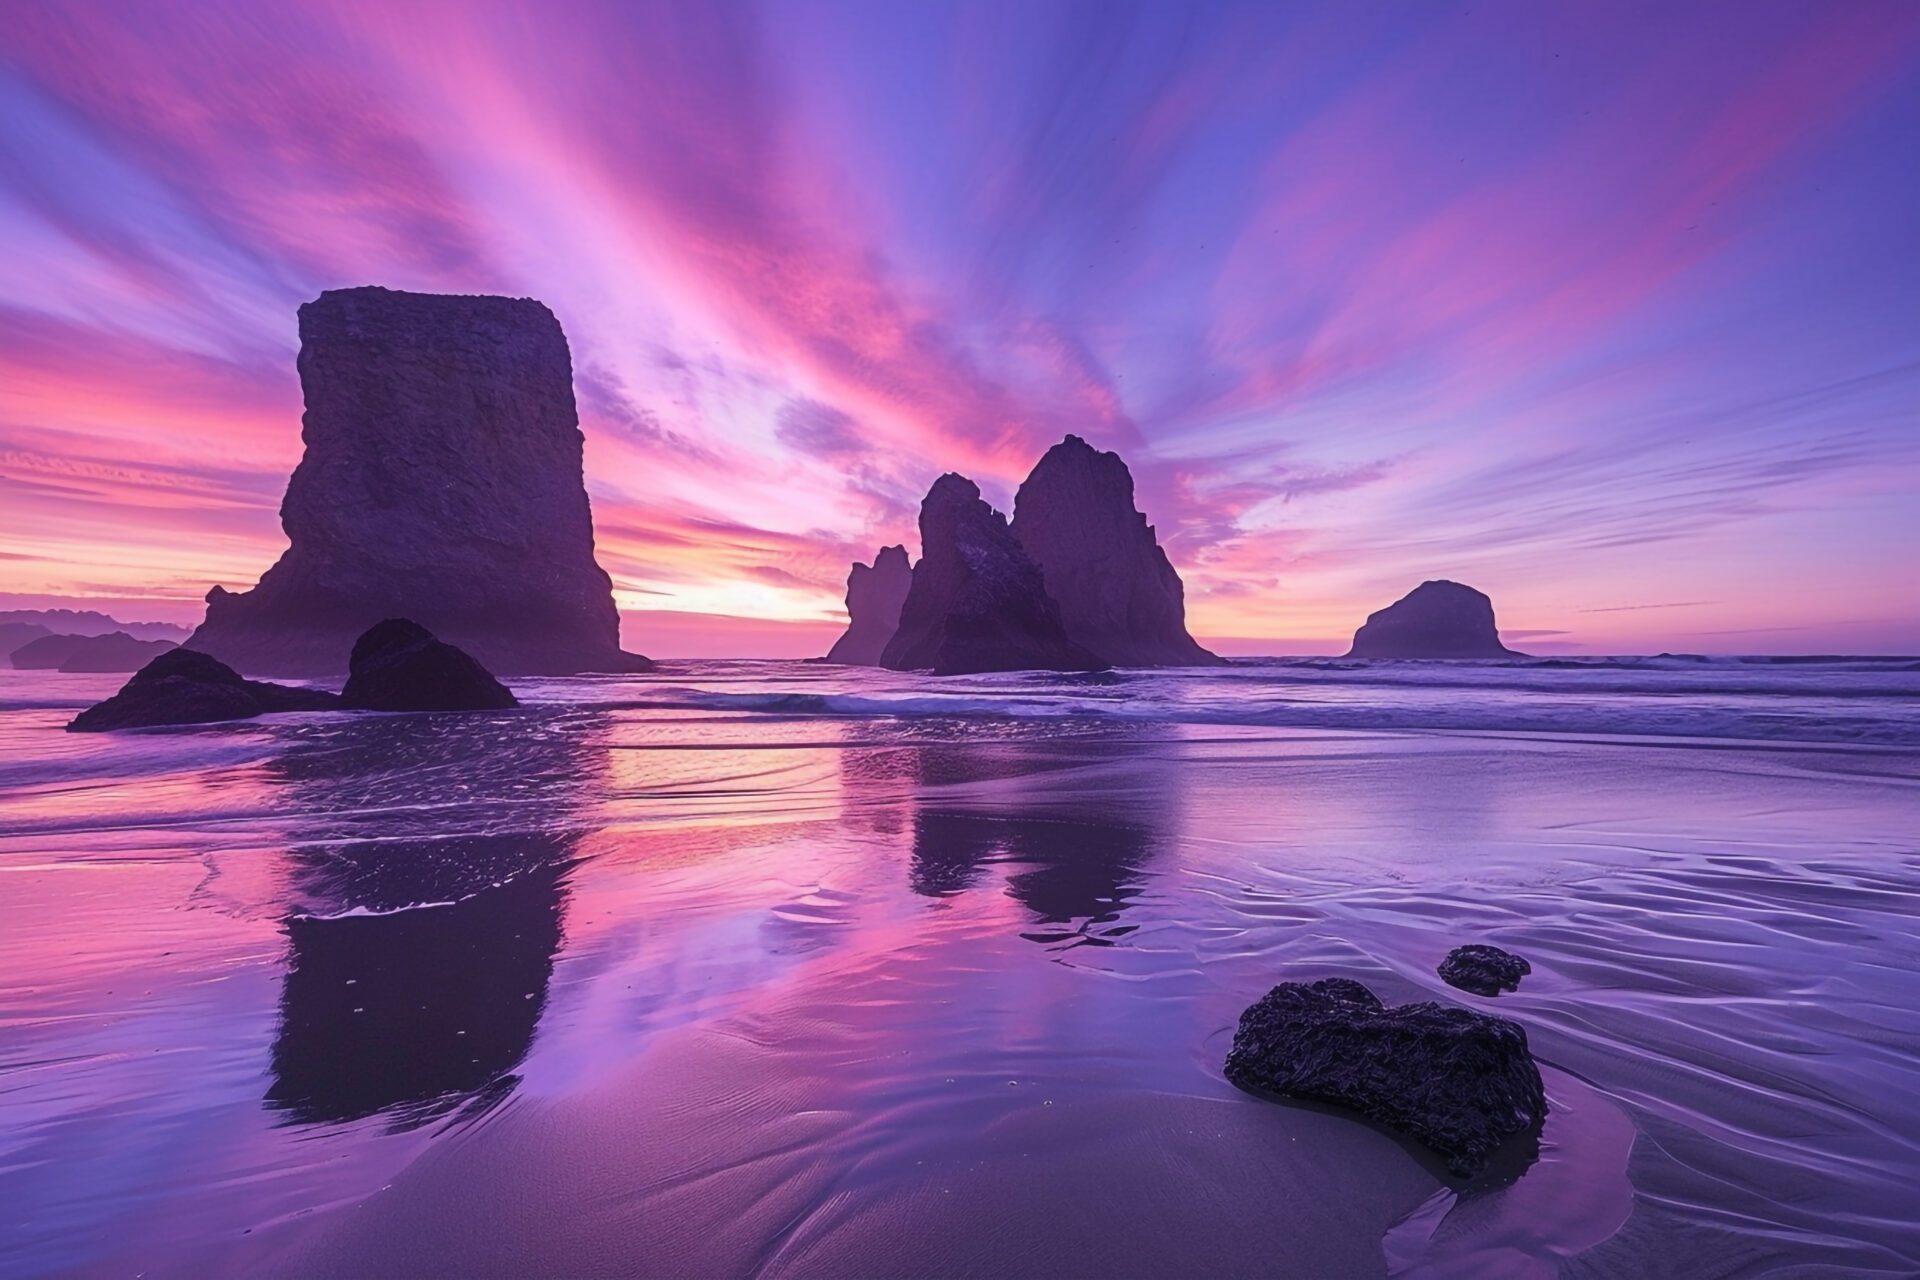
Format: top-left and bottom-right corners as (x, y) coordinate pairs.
(2, 656), (1917, 1276)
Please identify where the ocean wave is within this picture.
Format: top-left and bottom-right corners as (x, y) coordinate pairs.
(595, 670), (1920, 748)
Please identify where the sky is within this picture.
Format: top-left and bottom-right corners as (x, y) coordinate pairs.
(1, 0), (1917, 657)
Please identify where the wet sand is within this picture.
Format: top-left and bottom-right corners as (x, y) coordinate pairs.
(3, 662), (1918, 1276)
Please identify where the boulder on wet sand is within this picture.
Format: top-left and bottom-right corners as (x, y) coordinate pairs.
(340, 619), (518, 712)
(1224, 977), (1547, 1177)
(880, 474), (1105, 676)
(1439, 945), (1533, 996)
(10, 631), (177, 672)
(1011, 435), (1222, 667)
(185, 286), (651, 677)
(1345, 580), (1521, 659)
(824, 545), (913, 666)
(67, 648), (340, 732)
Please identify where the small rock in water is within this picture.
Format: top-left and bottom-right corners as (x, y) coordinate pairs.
(1439, 944), (1532, 996)
(1223, 977), (1547, 1178)
(66, 647), (339, 732)
(340, 618), (518, 712)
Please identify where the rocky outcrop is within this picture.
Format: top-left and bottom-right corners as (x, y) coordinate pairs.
(10, 632), (178, 672)
(340, 619), (517, 712)
(67, 648), (339, 732)
(186, 286), (651, 677)
(1439, 945), (1532, 997)
(1011, 435), (1221, 667)
(1224, 977), (1547, 1177)
(1345, 580), (1521, 659)
(880, 475), (1104, 676)
(823, 545), (912, 666)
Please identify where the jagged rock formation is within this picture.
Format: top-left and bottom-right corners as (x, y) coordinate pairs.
(1011, 435), (1221, 667)
(1440, 945), (1533, 997)
(67, 648), (339, 732)
(1224, 977), (1547, 1178)
(186, 286), (651, 677)
(10, 632), (178, 672)
(823, 545), (912, 666)
(340, 619), (517, 712)
(1345, 580), (1521, 659)
(880, 475), (1104, 676)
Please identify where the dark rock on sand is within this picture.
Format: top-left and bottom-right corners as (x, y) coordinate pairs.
(1345, 580), (1521, 659)
(11, 631), (178, 672)
(67, 648), (340, 732)
(880, 474), (1104, 676)
(186, 286), (651, 677)
(1011, 435), (1222, 667)
(340, 619), (517, 713)
(1224, 977), (1547, 1177)
(824, 545), (912, 666)
(1439, 945), (1533, 996)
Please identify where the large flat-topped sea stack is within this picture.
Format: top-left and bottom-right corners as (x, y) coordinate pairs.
(1011, 435), (1222, 667)
(824, 545), (912, 666)
(186, 286), (650, 677)
(880, 474), (1103, 676)
(1345, 580), (1520, 659)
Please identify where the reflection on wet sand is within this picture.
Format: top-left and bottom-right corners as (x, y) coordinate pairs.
(259, 713), (601, 1127)
(268, 846), (569, 1127)
(898, 734), (1176, 948)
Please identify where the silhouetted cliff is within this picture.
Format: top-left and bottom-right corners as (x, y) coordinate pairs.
(1012, 435), (1220, 667)
(881, 475), (1103, 676)
(186, 287), (650, 677)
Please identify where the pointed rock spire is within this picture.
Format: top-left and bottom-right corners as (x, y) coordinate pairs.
(881, 474), (1103, 676)
(823, 545), (913, 665)
(1011, 435), (1221, 667)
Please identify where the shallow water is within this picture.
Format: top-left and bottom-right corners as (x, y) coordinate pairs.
(2, 658), (1917, 1277)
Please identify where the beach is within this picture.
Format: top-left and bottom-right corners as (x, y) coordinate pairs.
(3, 658), (1918, 1277)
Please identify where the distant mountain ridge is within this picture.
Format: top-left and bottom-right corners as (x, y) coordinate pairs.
(0, 609), (190, 642)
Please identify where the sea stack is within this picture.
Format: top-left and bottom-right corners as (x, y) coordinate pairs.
(185, 286), (651, 677)
(1345, 580), (1521, 659)
(823, 545), (912, 666)
(880, 475), (1104, 676)
(1011, 435), (1221, 667)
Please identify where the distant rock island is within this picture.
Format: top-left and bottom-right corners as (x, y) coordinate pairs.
(11, 631), (178, 672)
(880, 474), (1104, 676)
(1011, 435), (1221, 667)
(185, 286), (650, 677)
(1345, 580), (1521, 659)
(823, 545), (912, 666)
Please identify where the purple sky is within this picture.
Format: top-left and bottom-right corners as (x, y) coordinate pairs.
(2, 0), (1917, 654)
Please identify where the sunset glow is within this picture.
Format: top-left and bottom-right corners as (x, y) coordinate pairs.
(3, 1), (1917, 654)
